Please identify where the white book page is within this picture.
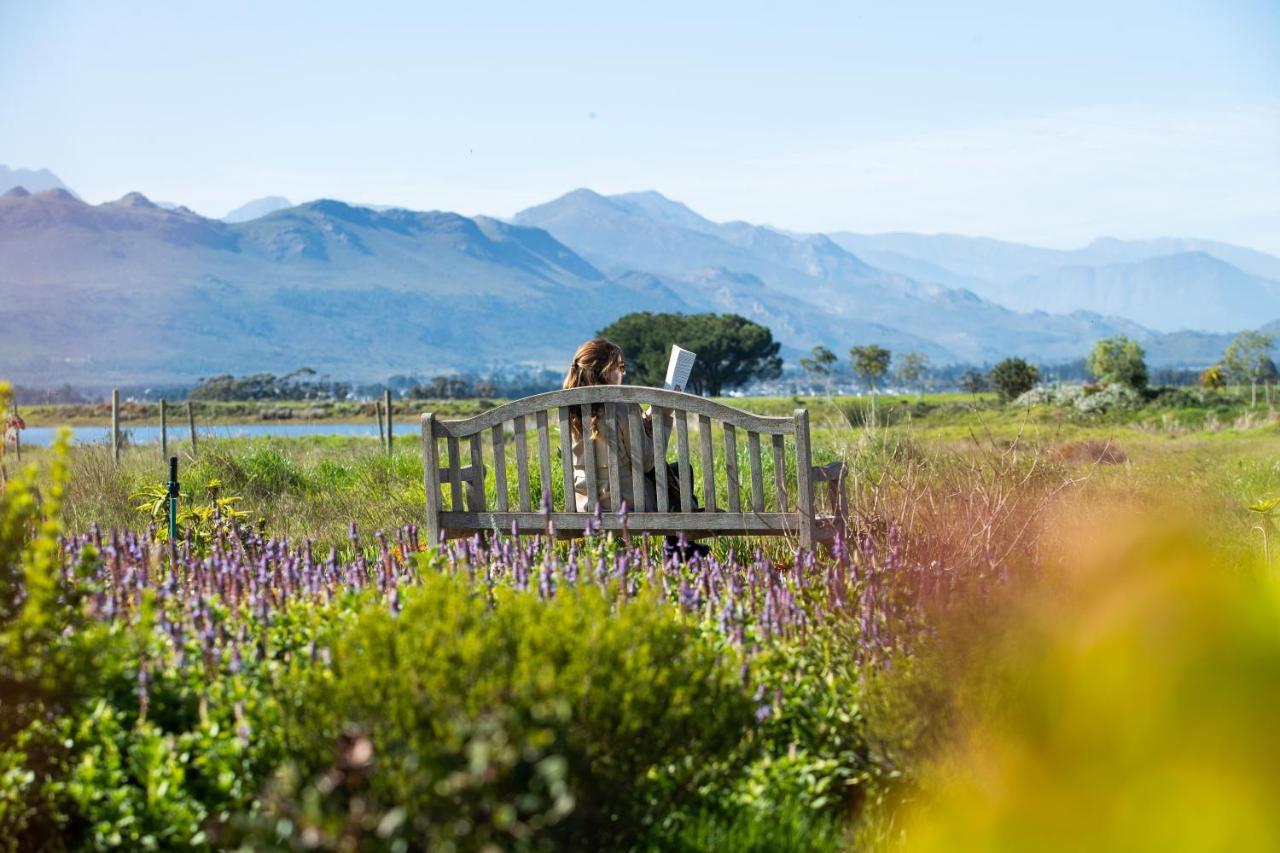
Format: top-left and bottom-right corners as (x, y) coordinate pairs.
(663, 345), (696, 392)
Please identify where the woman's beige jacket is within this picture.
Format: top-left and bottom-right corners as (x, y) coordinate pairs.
(569, 404), (672, 513)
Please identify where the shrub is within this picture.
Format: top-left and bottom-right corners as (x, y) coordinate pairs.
(258, 573), (753, 851)
(989, 359), (1039, 402)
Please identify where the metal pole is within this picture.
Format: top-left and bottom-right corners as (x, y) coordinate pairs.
(111, 388), (120, 465)
(168, 456), (179, 542)
(160, 399), (168, 458)
(384, 389), (393, 453)
(187, 401), (197, 454)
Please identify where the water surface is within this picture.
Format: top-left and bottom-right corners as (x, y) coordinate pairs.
(19, 422), (385, 447)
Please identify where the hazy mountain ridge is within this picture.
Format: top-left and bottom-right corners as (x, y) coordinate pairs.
(0, 190), (690, 383)
(0, 164), (78, 197)
(513, 190), (1164, 364)
(2, 183), (1271, 384)
(827, 230), (1280, 332)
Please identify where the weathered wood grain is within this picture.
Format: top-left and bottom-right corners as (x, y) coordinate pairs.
(747, 431), (765, 512)
(422, 414), (441, 545)
(535, 410), (553, 510)
(513, 415), (531, 512)
(491, 423), (508, 511)
(432, 386), (793, 437)
(699, 413), (717, 512)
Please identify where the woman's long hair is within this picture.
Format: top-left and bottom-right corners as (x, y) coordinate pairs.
(563, 338), (624, 440)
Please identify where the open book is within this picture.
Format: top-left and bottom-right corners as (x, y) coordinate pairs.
(663, 344), (697, 393)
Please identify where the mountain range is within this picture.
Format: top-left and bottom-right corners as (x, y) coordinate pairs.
(1, 171), (1277, 385)
(827, 232), (1280, 332)
(0, 165), (78, 197)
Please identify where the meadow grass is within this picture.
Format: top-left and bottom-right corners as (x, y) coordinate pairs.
(14, 394), (1277, 573)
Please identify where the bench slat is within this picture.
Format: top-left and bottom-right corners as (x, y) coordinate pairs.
(626, 403), (647, 511)
(491, 424), (508, 511)
(747, 431), (765, 512)
(652, 406), (670, 512)
(440, 510), (799, 536)
(432, 386), (794, 438)
(723, 423), (740, 512)
(699, 414), (717, 512)
(772, 433), (788, 513)
(578, 404), (598, 513)
(675, 410), (693, 513)
(794, 409), (814, 549)
(421, 414), (441, 545)
(604, 404), (623, 511)
(468, 433), (486, 511)
(558, 407), (575, 512)
(446, 436), (463, 510)
(535, 410), (553, 511)
(513, 415), (531, 512)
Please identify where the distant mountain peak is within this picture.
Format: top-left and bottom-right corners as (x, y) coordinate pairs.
(3, 186), (30, 198)
(108, 191), (159, 209)
(608, 190), (717, 232)
(0, 165), (78, 198)
(562, 187), (609, 202)
(223, 195), (293, 223)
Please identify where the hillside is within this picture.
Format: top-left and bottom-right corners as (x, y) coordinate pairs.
(828, 230), (1280, 332)
(0, 190), (688, 383)
(514, 190), (1157, 364)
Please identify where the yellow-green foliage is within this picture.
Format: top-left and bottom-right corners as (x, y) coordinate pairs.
(901, 526), (1280, 851)
(1, 381), (104, 848)
(260, 573), (753, 851)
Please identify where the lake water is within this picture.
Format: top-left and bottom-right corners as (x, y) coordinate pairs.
(18, 422), (385, 447)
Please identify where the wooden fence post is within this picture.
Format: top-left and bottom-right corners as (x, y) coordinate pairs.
(384, 389), (393, 454)
(111, 388), (120, 465)
(160, 399), (168, 458)
(10, 401), (19, 463)
(376, 399), (385, 448)
(187, 401), (198, 454)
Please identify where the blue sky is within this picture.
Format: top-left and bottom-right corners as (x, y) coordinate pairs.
(2, 0), (1278, 251)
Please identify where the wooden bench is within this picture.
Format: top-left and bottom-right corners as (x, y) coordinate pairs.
(420, 386), (845, 549)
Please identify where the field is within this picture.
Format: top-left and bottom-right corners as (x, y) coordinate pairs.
(3, 387), (1279, 850)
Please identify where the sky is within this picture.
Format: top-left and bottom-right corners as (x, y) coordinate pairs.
(2, 0), (1278, 252)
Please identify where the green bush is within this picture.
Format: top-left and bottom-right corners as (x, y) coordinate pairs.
(254, 574), (753, 851)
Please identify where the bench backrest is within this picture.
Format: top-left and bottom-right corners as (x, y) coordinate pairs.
(421, 387), (815, 546)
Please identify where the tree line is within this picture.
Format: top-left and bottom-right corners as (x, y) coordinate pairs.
(797, 329), (1278, 404)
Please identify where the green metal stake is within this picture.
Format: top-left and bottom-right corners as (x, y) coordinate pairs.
(168, 456), (179, 542)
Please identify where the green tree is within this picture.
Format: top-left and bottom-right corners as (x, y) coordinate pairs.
(799, 345), (838, 394)
(598, 312), (782, 396)
(895, 351), (930, 400)
(849, 345), (891, 393)
(1086, 335), (1148, 391)
(1222, 330), (1277, 407)
(989, 358), (1039, 402)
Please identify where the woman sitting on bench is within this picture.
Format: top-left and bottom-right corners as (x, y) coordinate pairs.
(563, 338), (708, 558)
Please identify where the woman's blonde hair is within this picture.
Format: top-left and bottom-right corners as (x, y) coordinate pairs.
(563, 338), (625, 439)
